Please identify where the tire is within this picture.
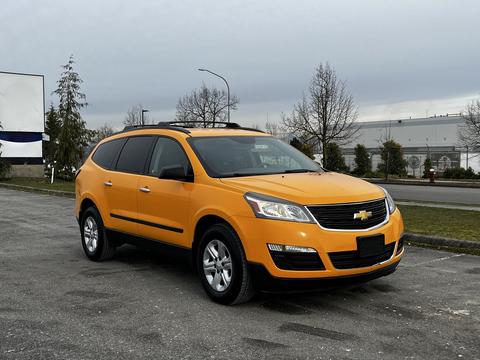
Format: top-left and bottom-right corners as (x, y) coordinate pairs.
(80, 206), (116, 261)
(197, 223), (255, 305)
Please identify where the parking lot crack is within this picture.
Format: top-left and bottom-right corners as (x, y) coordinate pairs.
(279, 322), (356, 341)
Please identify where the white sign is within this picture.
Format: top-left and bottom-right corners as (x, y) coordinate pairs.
(0, 72), (44, 132)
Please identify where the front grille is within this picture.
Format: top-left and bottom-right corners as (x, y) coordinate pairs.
(307, 199), (387, 230)
(329, 242), (395, 269)
(269, 251), (325, 271)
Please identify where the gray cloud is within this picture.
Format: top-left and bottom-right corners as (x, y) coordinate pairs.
(1, 0), (479, 129)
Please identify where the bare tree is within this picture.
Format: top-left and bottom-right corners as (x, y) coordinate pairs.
(124, 104), (150, 126)
(265, 121), (280, 136)
(282, 63), (358, 164)
(459, 99), (480, 150)
(175, 84), (239, 127)
(92, 124), (114, 144)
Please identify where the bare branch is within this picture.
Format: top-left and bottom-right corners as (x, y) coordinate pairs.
(459, 99), (480, 150)
(123, 104), (150, 126)
(175, 84), (239, 126)
(282, 63), (358, 163)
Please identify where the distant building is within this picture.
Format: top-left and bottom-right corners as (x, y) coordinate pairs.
(342, 114), (480, 176)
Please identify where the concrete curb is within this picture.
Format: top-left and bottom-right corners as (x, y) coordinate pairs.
(0, 182), (75, 199)
(397, 201), (480, 212)
(365, 178), (480, 189)
(403, 232), (480, 250)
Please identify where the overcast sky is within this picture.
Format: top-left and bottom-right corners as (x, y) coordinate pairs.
(2, 0), (480, 130)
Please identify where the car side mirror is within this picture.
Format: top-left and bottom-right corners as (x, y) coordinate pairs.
(159, 165), (193, 182)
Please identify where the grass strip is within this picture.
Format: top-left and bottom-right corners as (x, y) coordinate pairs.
(0, 177), (75, 192)
(399, 205), (480, 242)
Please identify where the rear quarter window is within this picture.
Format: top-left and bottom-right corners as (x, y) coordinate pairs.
(115, 136), (156, 174)
(91, 138), (126, 169)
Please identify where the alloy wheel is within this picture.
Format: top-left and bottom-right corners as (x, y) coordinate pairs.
(83, 216), (99, 253)
(202, 239), (233, 292)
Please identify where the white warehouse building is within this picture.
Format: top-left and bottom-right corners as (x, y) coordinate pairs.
(342, 114), (480, 176)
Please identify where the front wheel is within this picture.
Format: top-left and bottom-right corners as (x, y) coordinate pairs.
(197, 224), (254, 305)
(80, 207), (115, 261)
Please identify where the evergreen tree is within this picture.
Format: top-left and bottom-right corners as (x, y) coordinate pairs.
(290, 137), (315, 159)
(423, 158), (433, 178)
(324, 142), (348, 172)
(54, 55), (88, 179)
(378, 139), (407, 178)
(43, 104), (61, 165)
(353, 144), (371, 176)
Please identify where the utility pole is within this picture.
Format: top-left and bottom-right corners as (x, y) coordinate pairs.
(141, 109), (149, 126)
(466, 145), (469, 169)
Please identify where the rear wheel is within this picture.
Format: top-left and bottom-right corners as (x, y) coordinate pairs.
(197, 223), (254, 305)
(80, 207), (115, 261)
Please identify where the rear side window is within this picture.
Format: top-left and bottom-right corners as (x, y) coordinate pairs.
(91, 138), (126, 169)
(116, 136), (155, 174)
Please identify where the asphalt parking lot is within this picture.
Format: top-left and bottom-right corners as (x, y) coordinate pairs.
(0, 188), (479, 360)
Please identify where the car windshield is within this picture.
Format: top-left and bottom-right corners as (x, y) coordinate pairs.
(187, 136), (323, 178)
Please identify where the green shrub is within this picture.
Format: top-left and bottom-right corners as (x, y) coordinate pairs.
(0, 158), (11, 180)
(443, 167), (479, 179)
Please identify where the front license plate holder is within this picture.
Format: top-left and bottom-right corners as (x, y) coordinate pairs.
(357, 234), (385, 258)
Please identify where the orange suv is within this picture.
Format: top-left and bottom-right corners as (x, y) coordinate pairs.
(75, 121), (404, 304)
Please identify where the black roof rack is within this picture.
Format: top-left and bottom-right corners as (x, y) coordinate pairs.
(122, 121), (265, 134)
(122, 124), (191, 134)
(158, 121), (242, 129)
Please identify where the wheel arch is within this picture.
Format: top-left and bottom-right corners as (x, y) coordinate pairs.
(191, 214), (245, 272)
(79, 197), (99, 223)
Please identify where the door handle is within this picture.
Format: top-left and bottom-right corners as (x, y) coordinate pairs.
(104, 181), (112, 187)
(139, 186), (151, 193)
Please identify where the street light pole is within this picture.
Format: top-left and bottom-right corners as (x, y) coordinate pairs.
(198, 68), (230, 122)
(141, 109), (149, 126)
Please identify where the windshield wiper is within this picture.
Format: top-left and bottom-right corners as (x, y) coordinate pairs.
(221, 169), (319, 178)
(282, 169), (318, 174)
(221, 172), (271, 178)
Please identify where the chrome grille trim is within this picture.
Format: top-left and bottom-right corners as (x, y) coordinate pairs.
(304, 198), (389, 232)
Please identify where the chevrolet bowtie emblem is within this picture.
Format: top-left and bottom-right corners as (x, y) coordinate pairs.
(353, 210), (372, 221)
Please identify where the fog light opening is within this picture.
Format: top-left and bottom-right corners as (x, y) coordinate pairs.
(267, 243), (317, 253)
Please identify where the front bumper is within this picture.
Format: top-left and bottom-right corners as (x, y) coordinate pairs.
(249, 258), (401, 293)
(230, 208), (404, 280)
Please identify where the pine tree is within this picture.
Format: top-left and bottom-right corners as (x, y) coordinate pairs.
(54, 55), (88, 179)
(290, 137), (315, 159)
(423, 158), (432, 178)
(324, 142), (348, 172)
(353, 144), (371, 176)
(378, 140), (407, 178)
(43, 104), (61, 165)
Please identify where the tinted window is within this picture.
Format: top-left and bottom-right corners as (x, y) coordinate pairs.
(188, 136), (322, 178)
(148, 137), (190, 176)
(116, 136), (155, 174)
(91, 138), (126, 169)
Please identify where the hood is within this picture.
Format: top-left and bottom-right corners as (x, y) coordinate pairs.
(220, 172), (384, 205)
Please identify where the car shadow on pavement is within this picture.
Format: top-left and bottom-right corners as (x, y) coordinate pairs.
(103, 243), (401, 310)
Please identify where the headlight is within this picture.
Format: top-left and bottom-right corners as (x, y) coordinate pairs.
(244, 193), (314, 223)
(380, 187), (396, 214)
